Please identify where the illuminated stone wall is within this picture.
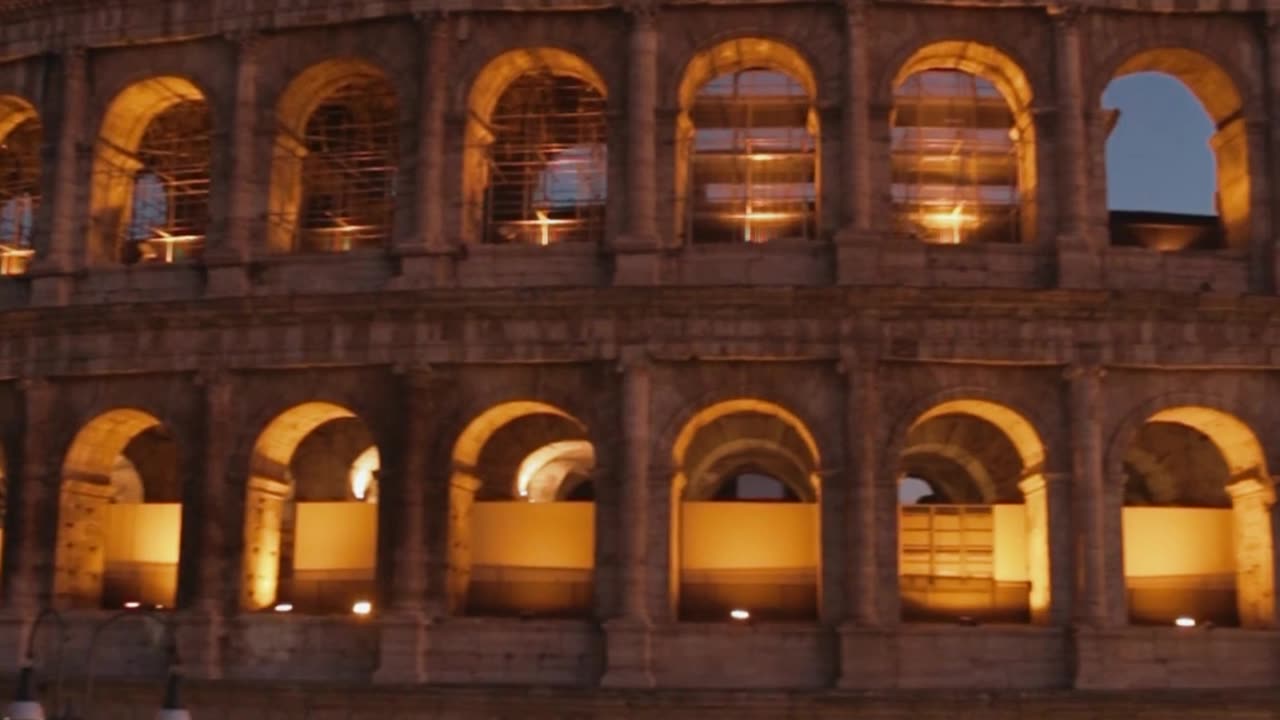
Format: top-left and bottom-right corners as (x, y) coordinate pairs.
(0, 0), (1274, 715)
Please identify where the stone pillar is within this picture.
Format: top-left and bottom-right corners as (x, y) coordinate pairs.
(1, 379), (56, 614)
(1018, 472), (1074, 625)
(601, 349), (654, 688)
(1066, 364), (1124, 627)
(613, 4), (662, 286)
(1050, 7), (1100, 289)
(1226, 478), (1276, 628)
(375, 370), (436, 683)
(845, 0), (871, 232)
(393, 15), (454, 287)
(1269, 14), (1280, 294)
(206, 35), (259, 297)
(844, 355), (881, 625)
(30, 50), (86, 305)
(836, 351), (895, 689)
(175, 372), (233, 680)
(834, 1), (878, 284)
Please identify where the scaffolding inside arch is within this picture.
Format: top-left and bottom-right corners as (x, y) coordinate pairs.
(95, 97), (211, 264)
(892, 70), (1020, 245)
(687, 68), (817, 245)
(291, 79), (399, 253)
(479, 72), (607, 246)
(0, 117), (40, 274)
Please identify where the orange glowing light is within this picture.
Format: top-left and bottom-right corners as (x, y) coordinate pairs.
(145, 229), (203, 262)
(508, 212), (579, 247)
(918, 204), (978, 244)
(352, 600), (372, 616)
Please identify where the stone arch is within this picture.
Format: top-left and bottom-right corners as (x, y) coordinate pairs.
(886, 391), (1050, 480)
(460, 48), (608, 244)
(892, 392), (1052, 623)
(669, 397), (822, 621)
(673, 37), (820, 244)
(0, 95), (37, 141)
(900, 442), (994, 504)
(449, 399), (597, 616)
(0, 94), (41, 272)
(887, 40), (1039, 244)
(1099, 48), (1252, 249)
(56, 408), (181, 609)
(242, 401), (380, 613)
(1108, 397), (1274, 627)
(89, 76), (210, 264)
(268, 57), (400, 254)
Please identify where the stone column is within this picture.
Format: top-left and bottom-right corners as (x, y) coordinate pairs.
(393, 14), (453, 287)
(613, 4), (662, 286)
(375, 369), (436, 683)
(1, 379), (56, 614)
(419, 16), (450, 254)
(206, 35), (259, 297)
(1050, 7), (1100, 289)
(845, 1), (871, 232)
(1018, 472), (1074, 625)
(601, 349), (654, 687)
(837, 351), (896, 689)
(1269, 15), (1280, 294)
(1226, 478), (1276, 628)
(30, 50), (87, 305)
(845, 356), (881, 625)
(174, 372), (233, 680)
(1066, 364), (1124, 627)
(835, 1), (878, 284)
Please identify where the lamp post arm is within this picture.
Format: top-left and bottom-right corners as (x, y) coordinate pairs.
(21, 607), (68, 717)
(82, 610), (172, 715)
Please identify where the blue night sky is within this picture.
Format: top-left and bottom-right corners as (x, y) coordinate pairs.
(1102, 72), (1217, 216)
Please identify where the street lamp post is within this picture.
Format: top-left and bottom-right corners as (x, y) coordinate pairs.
(4, 608), (193, 720)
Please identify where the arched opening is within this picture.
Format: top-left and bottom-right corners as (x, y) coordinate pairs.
(677, 39), (818, 245)
(243, 402), (380, 614)
(463, 49), (608, 246)
(1103, 50), (1245, 251)
(0, 97), (41, 275)
(92, 77), (211, 264)
(269, 60), (399, 254)
(451, 401), (596, 617)
(890, 42), (1037, 245)
(55, 409), (181, 609)
(1120, 406), (1274, 628)
(897, 399), (1049, 624)
(671, 399), (821, 622)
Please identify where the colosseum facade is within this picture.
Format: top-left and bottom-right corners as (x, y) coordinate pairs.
(0, 0), (1277, 716)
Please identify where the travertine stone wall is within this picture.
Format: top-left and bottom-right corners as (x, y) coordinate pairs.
(0, 0), (1275, 710)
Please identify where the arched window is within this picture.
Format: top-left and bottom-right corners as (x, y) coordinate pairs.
(892, 70), (1020, 245)
(687, 68), (816, 244)
(481, 73), (607, 246)
(896, 400), (1050, 624)
(672, 399), (821, 622)
(93, 79), (211, 265)
(1119, 407), (1275, 628)
(0, 116), (41, 274)
(452, 403), (597, 617)
(243, 404), (381, 615)
(1102, 50), (1246, 252)
(57, 410), (182, 609)
(296, 79), (398, 252)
